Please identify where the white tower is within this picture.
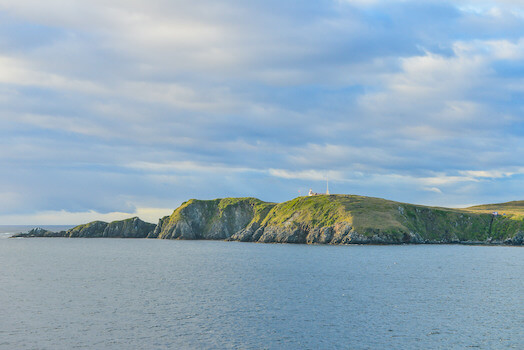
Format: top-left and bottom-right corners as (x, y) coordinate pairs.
(326, 177), (330, 195)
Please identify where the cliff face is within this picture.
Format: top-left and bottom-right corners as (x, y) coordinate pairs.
(68, 221), (108, 237)
(154, 198), (275, 240)
(13, 195), (524, 245)
(102, 217), (156, 238)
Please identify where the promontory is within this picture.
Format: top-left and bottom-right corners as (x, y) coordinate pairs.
(13, 194), (524, 245)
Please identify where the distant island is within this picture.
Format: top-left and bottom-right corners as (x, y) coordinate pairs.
(13, 195), (524, 245)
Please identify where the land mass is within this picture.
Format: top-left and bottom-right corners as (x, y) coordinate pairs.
(13, 195), (524, 245)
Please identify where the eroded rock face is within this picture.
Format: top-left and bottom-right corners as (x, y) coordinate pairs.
(504, 231), (524, 245)
(247, 223), (425, 245)
(229, 222), (261, 242)
(69, 221), (108, 237)
(157, 199), (261, 240)
(102, 217), (156, 238)
(148, 216), (169, 238)
(258, 224), (309, 244)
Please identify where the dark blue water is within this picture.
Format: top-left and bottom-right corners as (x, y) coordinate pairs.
(0, 238), (522, 349)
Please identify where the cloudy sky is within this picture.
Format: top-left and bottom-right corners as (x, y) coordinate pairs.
(1, 0), (524, 224)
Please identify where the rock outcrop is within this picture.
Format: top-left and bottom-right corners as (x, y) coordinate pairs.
(14, 217), (155, 238)
(155, 198), (274, 240)
(16, 227), (67, 238)
(102, 217), (156, 238)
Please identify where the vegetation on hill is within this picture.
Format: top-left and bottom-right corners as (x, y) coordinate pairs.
(13, 195), (524, 245)
(254, 195), (523, 243)
(13, 217), (155, 238)
(467, 201), (524, 220)
(153, 195), (524, 244)
(156, 197), (276, 240)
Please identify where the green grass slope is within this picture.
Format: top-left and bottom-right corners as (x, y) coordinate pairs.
(257, 194), (524, 243)
(467, 200), (524, 220)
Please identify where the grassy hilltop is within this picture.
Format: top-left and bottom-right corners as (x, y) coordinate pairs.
(466, 200), (524, 220)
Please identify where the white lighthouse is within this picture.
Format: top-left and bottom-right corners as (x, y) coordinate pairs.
(308, 177), (331, 196)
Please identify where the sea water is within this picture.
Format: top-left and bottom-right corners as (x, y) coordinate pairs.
(0, 237), (522, 349)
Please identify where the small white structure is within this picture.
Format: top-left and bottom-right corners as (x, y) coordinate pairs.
(308, 178), (330, 196)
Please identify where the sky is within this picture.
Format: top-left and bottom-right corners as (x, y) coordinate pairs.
(1, 0), (524, 224)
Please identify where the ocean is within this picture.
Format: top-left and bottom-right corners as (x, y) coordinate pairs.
(1, 235), (522, 349)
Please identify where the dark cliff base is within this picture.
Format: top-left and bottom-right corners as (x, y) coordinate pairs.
(13, 195), (524, 246)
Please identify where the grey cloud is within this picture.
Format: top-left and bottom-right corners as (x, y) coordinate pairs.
(1, 0), (524, 220)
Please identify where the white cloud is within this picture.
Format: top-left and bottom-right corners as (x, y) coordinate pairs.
(418, 174), (479, 186)
(423, 187), (443, 194)
(459, 169), (524, 178)
(268, 169), (344, 181)
(1, 0), (524, 222)
(16, 113), (115, 138)
(0, 55), (107, 94)
(126, 161), (261, 174)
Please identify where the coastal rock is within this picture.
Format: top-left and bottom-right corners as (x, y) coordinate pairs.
(68, 221), (108, 237)
(13, 227), (66, 238)
(13, 218), (155, 238)
(258, 224), (309, 243)
(29, 227), (51, 236)
(148, 216), (169, 238)
(504, 231), (524, 245)
(102, 217), (155, 238)
(229, 222), (261, 242)
(157, 198), (274, 240)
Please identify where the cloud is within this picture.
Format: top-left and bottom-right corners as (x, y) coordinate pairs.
(1, 0), (524, 223)
(0, 54), (106, 94)
(423, 187), (443, 194)
(16, 113), (115, 138)
(126, 160), (262, 174)
(459, 170), (515, 178)
(269, 169), (343, 181)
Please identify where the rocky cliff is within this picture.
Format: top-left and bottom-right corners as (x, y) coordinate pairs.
(14, 217), (155, 238)
(151, 197), (275, 240)
(13, 195), (524, 245)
